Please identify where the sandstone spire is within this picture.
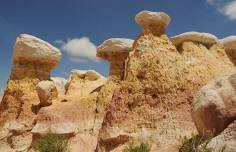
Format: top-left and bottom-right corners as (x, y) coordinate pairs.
(97, 38), (134, 81)
(0, 34), (61, 129)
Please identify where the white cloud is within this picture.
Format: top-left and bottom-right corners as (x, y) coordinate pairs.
(56, 37), (99, 62)
(206, 0), (236, 20)
(221, 1), (236, 20)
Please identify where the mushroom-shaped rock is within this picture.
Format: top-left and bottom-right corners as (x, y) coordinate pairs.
(221, 36), (236, 50)
(51, 77), (67, 95)
(36, 81), (58, 106)
(97, 38), (134, 80)
(13, 34), (61, 69)
(135, 10), (171, 35)
(171, 32), (218, 46)
(191, 73), (236, 137)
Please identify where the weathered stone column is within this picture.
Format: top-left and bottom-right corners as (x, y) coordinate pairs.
(0, 34), (61, 128)
(97, 38), (134, 81)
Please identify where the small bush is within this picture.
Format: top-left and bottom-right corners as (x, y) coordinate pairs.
(32, 133), (69, 152)
(123, 142), (151, 152)
(179, 134), (226, 152)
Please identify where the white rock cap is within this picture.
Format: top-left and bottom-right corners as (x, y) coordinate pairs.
(12, 34), (61, 69)
(135, 10), (171, 28)
(220, 36), (236, 50)
(170, 31), (218, 46)
(97, 38), (134, 61)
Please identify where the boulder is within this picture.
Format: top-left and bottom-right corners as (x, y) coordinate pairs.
(207, 120), (236, 152)
(51, 77), (67, 95)
(170, 31), (218, 46)
(192, 73), (236, 137)
(36, 80), (58, 106)
(97, 38), (134, 81)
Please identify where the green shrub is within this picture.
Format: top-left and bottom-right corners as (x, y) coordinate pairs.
(123, 142), (151, 152)
(32, 133), (69, 152)
(179, 134), (226, 152)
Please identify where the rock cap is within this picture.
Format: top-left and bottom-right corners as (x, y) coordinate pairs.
(12, 34), (61, 69)
(135, 10), (171, 28)
(97, 38), (134, 61)
(170, 31), (218, 46)
(220, 36), (236, 50)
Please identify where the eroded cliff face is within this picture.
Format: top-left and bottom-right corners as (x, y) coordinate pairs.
(96, 15), (236, 152)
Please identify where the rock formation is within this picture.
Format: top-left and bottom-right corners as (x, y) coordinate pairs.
(36, 80), (58, 107)
(66, 69), (107, 98)
(192, 72), (236, 137)
(31, 69), (106, 151)
(95, 38), (134, 131)
(221, 36), (236, 65)
(97, 38), (134, 81)
(135, 10), (170, 36)
(207, 120), (236, 152)
(1, 10), (236, 152)
(170, 31), (218, 46)
(51, 77), (67, 95)
(96, 10), (236, 152)
(0, 34), (61, 151)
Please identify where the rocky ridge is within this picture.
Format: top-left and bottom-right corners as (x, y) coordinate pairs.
(96, 11), (236, 152)
(0, 10), (236, 152)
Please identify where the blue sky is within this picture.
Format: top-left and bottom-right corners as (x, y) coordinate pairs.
(0, 0), (236, 95)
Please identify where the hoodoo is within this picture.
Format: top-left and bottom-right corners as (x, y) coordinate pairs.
(96, 10), (236, 152)
(97, 38), (134, 81)
(0, 34), (61, 151)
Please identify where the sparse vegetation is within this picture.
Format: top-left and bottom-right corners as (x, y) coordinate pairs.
(32, 133), (69, 152)
(179, 134), (226, 152)
(123, 142), (151, 152)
